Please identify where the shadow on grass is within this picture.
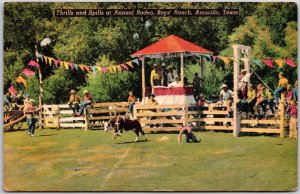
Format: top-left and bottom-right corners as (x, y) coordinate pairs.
(38, 134), (59, 137)
(116, 140), (149, 144)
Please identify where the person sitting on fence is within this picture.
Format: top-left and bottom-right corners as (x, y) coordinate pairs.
(193, 73), (204, 102)
(24, 99), (40, 137)
(219, 84), (233, 117)
(68, 89), (82, 116)
(274, 72), (289, 104)
(127, 90), (136, 115)
(78, 90), (93, 116)
(178, 126), (200, 143)
(288, 99), (297, 139)
(293, 81), (298, 102)
(168, 75), (182, 87)
(239, 84), (256, 115)
(255, 85), (274, 118)
(150, 64), (161, 87)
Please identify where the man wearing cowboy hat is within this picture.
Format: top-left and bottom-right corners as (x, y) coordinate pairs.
(161, 63), (169, 87)
(68, 89), (82, 116)
(78, 90), (94, 116)
(219, 84), (233, 116)
(167, 65), (178, 85)
(150, 64), (161, 87)
(239, 69), (251, 99)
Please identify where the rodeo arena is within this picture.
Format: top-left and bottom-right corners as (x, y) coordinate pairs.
(3, 35), (298, 142)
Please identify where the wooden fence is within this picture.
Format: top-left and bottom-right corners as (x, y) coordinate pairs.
(42, 102), (129, 130)
(42, 96), (287, 137)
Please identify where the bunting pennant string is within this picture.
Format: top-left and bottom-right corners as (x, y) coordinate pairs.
(286, 59), (296, 67)
(8, 85), (16, 96)
(16, 76), (27, 89)
(48, 58), (53, 66)
(112, 66), (117, 72)
(138, 56), (143, 61)
(96, 66), (102, 72)
(22, 68), (35, 76)
(251, 59), (263, 68)
(108, 66), (113, 73)
(263, 59), (274, 68)
(59, 61), (63, 67)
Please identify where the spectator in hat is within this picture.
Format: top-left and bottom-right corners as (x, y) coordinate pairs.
(24, 99), (40, 137)
(274, 72), (289, 104)
(68, 89), (82, 116)
(167, 66), (178, 85)
(239, 69), (251, 99)
(78, 90), (93, 115)
(168, 75), (182, 87)
(150, 64), (161, 87)
(219, 84), (233, 116)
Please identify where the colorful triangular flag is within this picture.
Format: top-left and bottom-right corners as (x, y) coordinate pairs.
(263, 59), (274, 68)
(84, 65), (90, 73)
(286, 59), (296, 67)
(8, 85), (16, 96)
(64, 61), (69, 70)
(101, 66), (107, 73)
(274, 59), (284, 68)
(16, 76), (27, 89)
(59, 61), (64, 67)
(126, 61), (134, 68)
(212, 56), (218, 63)
(69, 63), (74, 70)
(28, 60), (40, 67)
(132, 59), (139, 65)
(53, 59), (59, 66)
(90, 66), (96, 75)
(73, 63), (78, 70)
(120, 63), (128, 70)
(138, 56), (143, 61)
(79, 64), (85, 72)
(22, 68), (35, 76)
(116, 65), (122, 72)
(219, 56), (231, 65)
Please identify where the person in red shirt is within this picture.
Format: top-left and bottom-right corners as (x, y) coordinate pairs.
(288, 100), (297, 139)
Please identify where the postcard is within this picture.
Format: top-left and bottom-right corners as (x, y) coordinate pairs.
(3, 2), (298, 191)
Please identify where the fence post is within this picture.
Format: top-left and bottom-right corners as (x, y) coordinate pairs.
(133, 105), (137, 119)
(184, 104), (188, 126)
(56, 105), (60, 130)
(279, 93), (285, 138)
(84, 107), (89, 131)
(233, 45), (241, 137)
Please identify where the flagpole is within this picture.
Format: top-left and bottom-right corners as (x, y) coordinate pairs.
(35, 45), (43, 129)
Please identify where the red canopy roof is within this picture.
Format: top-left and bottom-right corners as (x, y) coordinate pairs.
(131, 35), (213, 57)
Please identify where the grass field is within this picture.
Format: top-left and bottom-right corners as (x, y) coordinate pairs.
(3, 129), (297, 191)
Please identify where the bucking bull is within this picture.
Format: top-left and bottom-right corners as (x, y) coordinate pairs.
(104, 116), (149, 142)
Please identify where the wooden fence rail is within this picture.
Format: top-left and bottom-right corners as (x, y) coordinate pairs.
(42, 94), (287, 137)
